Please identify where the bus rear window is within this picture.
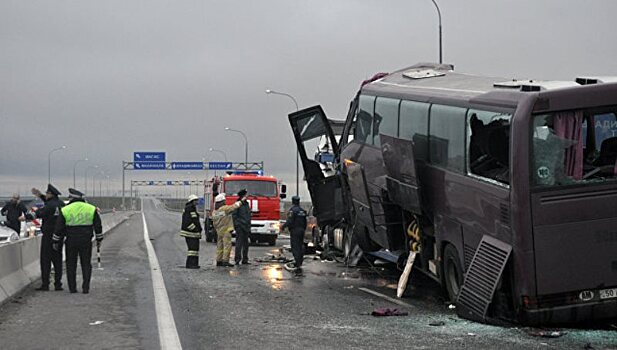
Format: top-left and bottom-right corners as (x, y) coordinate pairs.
(532, 108), (617, 187)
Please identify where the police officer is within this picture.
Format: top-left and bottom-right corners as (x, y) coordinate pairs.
(232, 189), (251, 265)
(180, 194), (202, 269)
(1, 193), (27, 235)
(25, 185), (65, 291)
(52, 188), (103, 294)
(282, 196), (307, 272)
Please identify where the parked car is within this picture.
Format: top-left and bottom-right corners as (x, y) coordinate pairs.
(0, 223), (19, 244)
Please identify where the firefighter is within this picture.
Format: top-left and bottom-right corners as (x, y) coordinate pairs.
(180, 194), (202, 269)
(232, 189), (251, 265)
(212, 193), (242, 266)
(52, 188), (103, 294)
(282, 196), (307, 273)
(1, 193), (27, 235)
(24, 185), (65, 291)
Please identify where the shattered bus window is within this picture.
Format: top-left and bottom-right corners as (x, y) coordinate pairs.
(532, 108), (617, 187)
(467, 110), (512, 184)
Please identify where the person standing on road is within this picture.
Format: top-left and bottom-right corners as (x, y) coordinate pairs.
(212, 193), (242, 267)
(282, 196), (307, 273)
(232, 189), (251, 265)
(52, 188), (103, 294)
(1, 194), (27, 235)
(180, 194), (202, 269)
(23, 185), (65, 291)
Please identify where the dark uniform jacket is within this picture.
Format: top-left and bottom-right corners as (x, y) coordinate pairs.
(180, 203), (202, 239)
(53, 199), (103, 245)
(232, 201), (251, 233)
(1, 201), (27, 229)
(26, 195), (64, 236)
(283, 205), (307, 232)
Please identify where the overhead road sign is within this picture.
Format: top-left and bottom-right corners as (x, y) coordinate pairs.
(208, 162), (233, 170)
(171, 162), (204, 170)
(134, 162), (166, 170)
(134, 152), (166, 162)
(131, 180), (204, 186)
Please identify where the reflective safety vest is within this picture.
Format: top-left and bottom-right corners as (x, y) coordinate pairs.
(61, 201), (96, 226)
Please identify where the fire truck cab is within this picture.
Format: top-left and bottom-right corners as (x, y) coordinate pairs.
(204, 172), (286, 246)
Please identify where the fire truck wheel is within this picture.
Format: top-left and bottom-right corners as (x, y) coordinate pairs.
(443, 244), (463, 303)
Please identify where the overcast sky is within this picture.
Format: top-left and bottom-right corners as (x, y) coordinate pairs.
(1, 0), (617, 198)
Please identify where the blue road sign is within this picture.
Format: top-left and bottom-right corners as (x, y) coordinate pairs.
(171, 162), (204, 170)
(134, 162), (166, 170)
(134, 152), (166, 162)
(208, 162), (233, 170)
(184, 181), (190, 185)
(167, 181), (173, 185)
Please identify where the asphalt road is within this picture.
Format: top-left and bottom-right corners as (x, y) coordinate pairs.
(0, 198), (615, 349)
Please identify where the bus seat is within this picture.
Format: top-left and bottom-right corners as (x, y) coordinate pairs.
(596, 136), (617, 167)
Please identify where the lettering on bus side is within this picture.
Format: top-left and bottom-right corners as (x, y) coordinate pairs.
(594, 230), (617, 244)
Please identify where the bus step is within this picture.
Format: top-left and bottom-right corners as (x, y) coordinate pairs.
(456, 235), (512, 322)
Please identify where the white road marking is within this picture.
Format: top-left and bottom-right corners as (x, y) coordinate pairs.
(142, 202), (183, 350)
(358, 287), (416, 309)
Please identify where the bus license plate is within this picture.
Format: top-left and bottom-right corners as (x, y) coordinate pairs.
(599, 288), (617, 300)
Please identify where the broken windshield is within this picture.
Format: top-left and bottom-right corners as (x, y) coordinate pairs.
(532, 108), (617, 187)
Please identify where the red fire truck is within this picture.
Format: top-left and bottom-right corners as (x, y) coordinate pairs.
(203, 172), (287, 245)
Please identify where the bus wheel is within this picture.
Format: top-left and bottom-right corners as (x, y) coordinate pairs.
(443, 244), (463, 303)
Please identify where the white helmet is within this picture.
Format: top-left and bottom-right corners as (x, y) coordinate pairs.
(187, 194), (199, 203)
(215, 193), (226, 202)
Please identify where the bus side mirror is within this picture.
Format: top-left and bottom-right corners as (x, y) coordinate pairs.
(281, 184), (287, 194)
(280, 193), (287, 199)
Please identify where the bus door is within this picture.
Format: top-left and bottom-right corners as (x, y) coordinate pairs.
(288, 106), (345, 225)
(380, 134), (423, 215)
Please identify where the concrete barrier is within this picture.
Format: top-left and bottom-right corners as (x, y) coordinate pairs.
(0, 211), (135, 305)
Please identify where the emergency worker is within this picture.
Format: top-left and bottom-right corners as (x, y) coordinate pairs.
(52, 188), (103, 294)
(232, 189), (251, 265)
(24, 185), (65, 291)
(282, 196), (307, 272)
(212, 193), (242, 266)
(180, 194), (202, 269)
(1, 194), (27, 235)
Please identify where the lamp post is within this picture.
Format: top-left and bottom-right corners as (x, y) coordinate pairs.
(73, 158), (88, 188)
(85, 165), (98, 196)
(430, 0), (443, 64)
(48, 146), (67, 183)
(209, 148), (228, 161)
(265, 89), (300, 196)
(224, 128), (248, 166)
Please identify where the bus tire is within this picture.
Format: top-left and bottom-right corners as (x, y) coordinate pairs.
(443, 244), (464, 303)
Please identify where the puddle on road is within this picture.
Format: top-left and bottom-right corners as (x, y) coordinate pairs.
(262, 264), (285, 290)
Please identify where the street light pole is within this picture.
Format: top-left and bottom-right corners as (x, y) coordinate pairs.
(73, 158), (88, 188)
(48, 146), (67, 184)
(265, 89), (300, 196)
(85, 165), (98, 196)
(430, 0), (443, 64)
(209, 148), (228, 161)
(224, 128), (248, 166)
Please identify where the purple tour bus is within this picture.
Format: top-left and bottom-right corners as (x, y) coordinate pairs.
(289, 63), (617, 325)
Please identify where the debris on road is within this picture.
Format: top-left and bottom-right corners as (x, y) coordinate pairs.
(254, 252), (292, 264)
(89, 321), (105, 326)
(429, 321), (446, 326)
(525, 329), (567, 338)
(467, 332), (477, 336)
(448, 304), (456, 310)
(583, 343), (594, 350)
(396, 252), (416, 298)
(371, 307), (408, 317)
(343, 285), (354, 289)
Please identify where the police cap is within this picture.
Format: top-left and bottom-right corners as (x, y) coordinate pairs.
(68, 188), (84, 199)
(46, 184), (61, 197)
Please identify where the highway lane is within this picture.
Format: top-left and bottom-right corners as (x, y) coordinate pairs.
(0, 198), (615, 349)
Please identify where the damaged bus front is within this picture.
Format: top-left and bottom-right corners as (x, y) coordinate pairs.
(289, 63), (617, 325)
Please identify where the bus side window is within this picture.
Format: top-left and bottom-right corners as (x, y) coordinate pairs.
(399, 100), (430, 160)
(429, 105), (467, 172)
(373, 97), (400, 147)
(467, 109), (512, 184)
(353, 95), (375, 144)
